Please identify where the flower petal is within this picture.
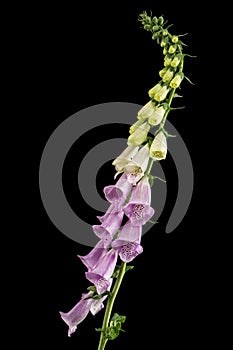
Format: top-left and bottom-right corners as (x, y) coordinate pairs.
(59, 292), (93, 337)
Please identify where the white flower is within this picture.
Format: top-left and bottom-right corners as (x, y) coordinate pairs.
(124, 143), (150, 184)
(137, 100), (157, 120)
(148, 106), (165, 126)
(112, 145), (139, 173)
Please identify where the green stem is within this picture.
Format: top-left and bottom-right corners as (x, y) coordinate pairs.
(145, 157), (154, 175)
(97, 262), (127, 350)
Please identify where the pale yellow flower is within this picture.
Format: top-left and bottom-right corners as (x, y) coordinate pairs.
(148, 83), (162, 99)
(153, 85), (169, 102)
(148, 106), (165, 126)
(170, 74), (183, 89)
(137, 100), (156, 120)
(162, 68), (174, 83)
(127, 122), (150, 146)
(150, 131), (167, 160)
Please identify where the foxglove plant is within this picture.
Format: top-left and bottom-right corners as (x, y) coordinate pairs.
(59, 10), (194, 350)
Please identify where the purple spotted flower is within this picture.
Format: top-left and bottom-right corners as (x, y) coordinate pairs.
(104, 173), (132, 204)
(85, 248), (118, 294)
(123, 175), (154, 225)
(59, 291), (107, 337)
(111, 220), (143, 262)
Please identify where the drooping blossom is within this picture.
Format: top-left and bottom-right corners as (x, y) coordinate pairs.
(78, 239), (107, 271)
(161, 68), (174, 83)
(123, 175), (154, 225)
(127, 121), (150, 146)
(111, 220), (143, 262)
(129, 119), (145, 134)
(93, 205), (124, 247)
(149, 130), (167, 160)
(153, 85), (170, 102)
(124, 143), (150, 184)
(59, 291), (107, 337)
(148, 82), (163, 99)
(137, 100), (157, 121)
(85, 248), (118, 294)
(148, 105), (165, 126)
(103, 173), (132, 205)
(170, 72), (184, 89)
(112, 145), (139, 173)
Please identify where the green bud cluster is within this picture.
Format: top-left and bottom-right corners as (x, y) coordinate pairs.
(138, 11), (186, 97)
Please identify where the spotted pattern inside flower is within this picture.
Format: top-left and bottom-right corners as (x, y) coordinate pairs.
(151, 150), (166, 159)
(133, 204), (145, 219)
(120, 242), (137, 260)
(130, 167), (142, 177)
(96, 277), (107, 289)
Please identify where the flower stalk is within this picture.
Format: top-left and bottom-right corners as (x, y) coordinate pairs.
(97, 262), (126, 350)
(59, 10), (194, 350)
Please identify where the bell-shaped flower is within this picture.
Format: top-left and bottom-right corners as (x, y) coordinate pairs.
(96, 203), (121, 224)
(148, 82), (162, 99)
(171, 54), (182, 68)
(162, 68), (174, 83)
(159, 67), (168, 79)
(78, 239), (107, 271)
(170, 72), (184, 89)
(171, 35), (179, 43)
(129, 119), (145, 134)
(85, 248), (118, 294)
(60, 292), (93, 336)
(127, 121), (150, 146)
(103, 173), (132, 205)
(59, 288), (110, 336)
(150, 131), (167, 160)
(93, 205), (124, 247)
(123, 176), (155, 226)
(124, 143), (150, 184)
(168, 44), (176, 54)
(153, 85), (170, 102)
(148, 105), (165, 126)
(137, 100), (157, 121)
(112, 145), (139, 173)
(111, 221), (143, 262)
(164, 55), (172, 67)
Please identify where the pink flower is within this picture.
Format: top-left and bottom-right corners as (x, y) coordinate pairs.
(59, 291), (107, 337)
(111, 221), (143, 262)
(85, 248), (118, 294)
(123, 176), (154, 225)
(104, 173), (132, 204)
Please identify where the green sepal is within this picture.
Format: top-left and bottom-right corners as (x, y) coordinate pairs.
(184, 75), (195, 85)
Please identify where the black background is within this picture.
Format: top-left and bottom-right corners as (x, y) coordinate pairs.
(24, 0), (217, 348)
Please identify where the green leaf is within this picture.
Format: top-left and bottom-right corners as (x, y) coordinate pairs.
(111, 313), (126, 324)
(87, 285), (96, 292)
(125, 265), (134, 272)
(96, 313), (127, 341)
